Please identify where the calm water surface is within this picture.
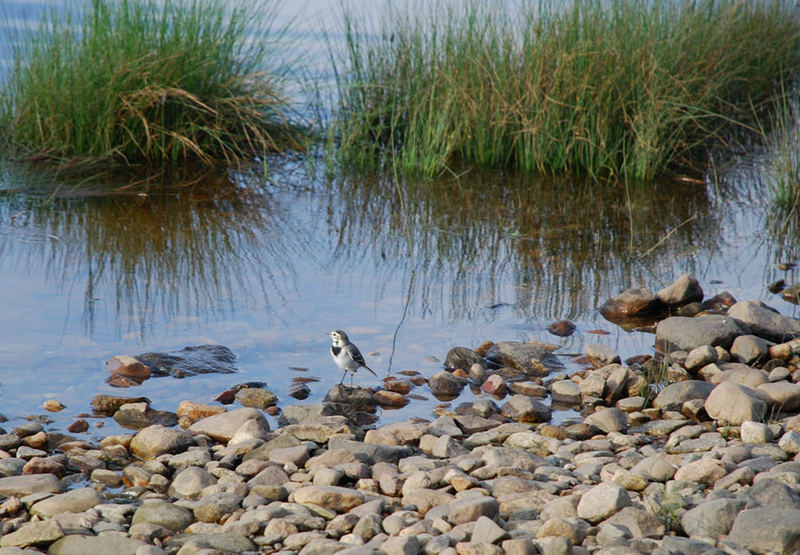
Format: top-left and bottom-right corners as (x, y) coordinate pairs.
(1, 1), (799, 438)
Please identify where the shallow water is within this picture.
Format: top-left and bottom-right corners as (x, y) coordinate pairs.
(1, 1), (800, 439)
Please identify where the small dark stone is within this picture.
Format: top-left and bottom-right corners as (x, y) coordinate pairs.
(91, 395), (151, 416)
(701, 291), (737, 311)
(548, 320), (576, 337)
(782, 283), (800, 305)
(288, 382), (311, 400)
(769, 279), (787, 294)
(444, 347), (484, 372)
(67, 419), (89, 433)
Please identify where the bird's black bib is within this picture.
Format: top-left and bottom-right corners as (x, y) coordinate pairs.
(331, 345), (342, 357)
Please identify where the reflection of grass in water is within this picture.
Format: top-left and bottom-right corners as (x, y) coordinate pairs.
(330, 1), (800, 180)
(0, 164), (309, 338)
(0, 0), (304, 169)
(325, 168), (723, 321)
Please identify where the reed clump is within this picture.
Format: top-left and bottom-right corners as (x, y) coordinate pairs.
(0, 0), (303, 168)
(329, 1), (800, 180)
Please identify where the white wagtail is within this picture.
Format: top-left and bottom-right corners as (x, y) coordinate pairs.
(329, 330), (377, 385)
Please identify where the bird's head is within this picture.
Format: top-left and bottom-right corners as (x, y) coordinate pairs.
(329, 329), (349, 345)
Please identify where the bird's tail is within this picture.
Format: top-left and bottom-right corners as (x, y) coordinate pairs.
(365, 365), (377, 376)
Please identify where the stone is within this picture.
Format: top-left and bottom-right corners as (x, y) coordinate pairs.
(711, 363), (768, 389)
(653, 381), (714, 412)
(576, 482), (631, 523)
(235, 387), (277, 409)
(188, 408), (269, 442)
(630, 456), (676, 482)
(445, 347), (485, 372)
(169, 466), (216, 499)
(481, 374), (506, 396)
(603, 507), (665, 538)
(293, 485), (366, 512)
(485, 341), (563, 375)
(727, 300), (800, 343)
(779, 430), (800, 454)
(655, 315), (743, 353)
(429, 371), (467, 398)
(0, 474), (60, 496)
(500, 395), (551, 423)
(448, 496), (500, 525)
(584, 407), (627, 433)
(176, 400), (226, 422)
(328, 436), (412, 462)
(579, 373), (606, 399)
(380, 535), (419, 555)
(324, 385), (377, 412)
(731, 335), (772, 364)
(550, 380), (581, 405)
(657, 274), (703, 306)
(728, 507), (800, 553)
(705, 382), (767, 425)
(472, 516), (508, 544)
(756, 381), (800, 411)
(680, 498), (746, 540)
(130, 425), (194, 460)
(30, 487), (101, 518)
(740, 421), (774, 444)
(599, 287), (662, 320)
(375, 390), (408, 408)
(105, 355), (150, 381)
(585, 344), (621, 367)
(684, 345), (717, 372)
(673, 457), (727, 485)
(47, 535), (146, 555)
(0, 520), (63, 548)
(131, 501), (194, 532)
(113, 402), (178, 429)
(548, 320), (576, 337)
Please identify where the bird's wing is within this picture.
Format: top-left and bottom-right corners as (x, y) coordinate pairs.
(348, 344), (377, 375)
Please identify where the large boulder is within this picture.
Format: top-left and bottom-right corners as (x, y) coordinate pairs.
(728, 508), (800, 554)
(655, 315), (744, 353)
(653, 380), (714, 412)
(727, 300), (800, 343)
(704, 382), (767, 425)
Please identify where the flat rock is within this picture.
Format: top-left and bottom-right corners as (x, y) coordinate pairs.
(90, 394), (150, 416)
(131, 501), (194, 532)
(324, 385), (377, 412)
(448, 496), (499, 525)
(486, 341), (563, 375)
(576, 482), (631, 523)
(727, 300), (800, 343)
(550, 380), (581, 405)
(47, 535), (146, 555)
(705, 382), (767, 425)
(292, 485), (366, 512)
(113, 402), (178, 429)
(603, 506), (665, 538)
(235, 387), (277, 409)
(279, 402), (356, 426)
(30, 487), (101, 518)
(0, 519), (63, 548)
(188, 408), (268, 442)
(728, 507), (800, 553)
(585, 344), (620, 367)
(653, 381), (714, 412)
(0, 474), (61, 496)
(500, 395), (552, 423)
(673, 457), (727, 485)
(655, 315), (743, 353)
(130, 424), (194, 460)
(328, 436), (411, 462)
(680, 498), (746, 540)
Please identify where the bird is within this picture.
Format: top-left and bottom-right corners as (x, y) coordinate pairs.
(329, 329), (377, 386)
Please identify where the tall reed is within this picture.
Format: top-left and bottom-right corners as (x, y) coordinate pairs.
(329, 1), (800, 180)
(0, 0), (303, 168)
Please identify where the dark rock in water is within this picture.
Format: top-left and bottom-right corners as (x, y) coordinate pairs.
(113, 402), (178, 430)
(324, 385), (377, 413)
(444, 347), (484, 372)
(135, 345), (237, 378)
(234, 388), (277, 409)
(656, 274), (703, 306)
(214, 390), (236, 404)
(777, 262), (797, 271)
(500, 395), (551, 423)
(769, 279), (787, 294)
(599, 287), (664, 321)
(428, 371), (467, 400)
(548, 320), (576, 337)
(104, 355), (151, 382)
(485, 341), (563, 375)
(231, 382), (267, 391)
(91, 394), (150, 416)
(288, 382), (311, 400)
(67, 419), (88, 433)
(701, 291), (737, 312)
(782, 283), (800, 304)
(374, 390), (408, 408)
(655, 315), (744, 353)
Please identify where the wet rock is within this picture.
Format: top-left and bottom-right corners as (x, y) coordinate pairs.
(547, 320), (576, 337)
(782, 282), (800, 304)
(550, 380), (581, 405)
(655, 315), (744, 353)
(176, 400), (226, 423)
(0, 474), (61, 496)
(429, 371), (468, 398)
(91, 394), (150, 416)
(289, 381), (312, 400)
(0, 519), (63, 548)
(445, 347), (485, 372)
(132, 501), (194, 532)
(30, 487), (101, 518)
(66, 419), (88, 433)
(576, 482), (631, 523)
(705, 382), (767, 425)
(656, 274), (703, 306)
(188, 407), (268, 442)
(599, 287), (663, 320)
(105, 354), (151, 382)
(384, 378), (412, 394)
(130, 424), (194, 460)
(481, 374), (506, 396)
(135, 344), (237, 378)
(42, 400), (65, 412)
(485, 341), (563, 375)
(373, 390), (408, 408)
(113, 402), (178, 429)
(324, 385), (377, 412)
(509, 381), (547, 397)
(585, 344), (620, 367)
(653, 381), (714, 412)
(235, 387), (277, 409)
(500, 395), (551, 423)
(728, 507), (800, 554)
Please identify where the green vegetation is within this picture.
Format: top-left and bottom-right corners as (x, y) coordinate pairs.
(764, 96), (800, 210)
(0, 0), (303, 168)
(329, 1), (800, 180)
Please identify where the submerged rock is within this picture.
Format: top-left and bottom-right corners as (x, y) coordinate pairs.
(599, 287), (663, 321)
(485, 341), (563, 375)
(135, 344), (237, 378)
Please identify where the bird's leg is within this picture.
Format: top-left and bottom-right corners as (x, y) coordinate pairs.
(339, 370), (346, 385)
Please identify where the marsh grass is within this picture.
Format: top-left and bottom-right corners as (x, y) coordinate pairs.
(0, 0), (304, 168)
(329, 1), (800, 180)
(763, 93), (800, 210)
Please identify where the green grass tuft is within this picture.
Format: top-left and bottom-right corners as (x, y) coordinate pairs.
(328, 0), (800, 180)
(1, 0), (305, 168)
